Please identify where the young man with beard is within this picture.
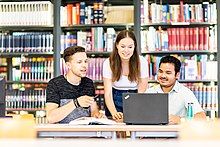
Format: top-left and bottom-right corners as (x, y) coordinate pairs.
(46, 46), (103, 123)
(146, 55), (206, 124)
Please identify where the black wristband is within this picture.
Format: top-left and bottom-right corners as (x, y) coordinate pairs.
(76, 98), (81, 107)
(73, 99), (79, 108)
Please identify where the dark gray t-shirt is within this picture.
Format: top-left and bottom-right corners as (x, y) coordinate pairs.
(46, 75), (95, 123)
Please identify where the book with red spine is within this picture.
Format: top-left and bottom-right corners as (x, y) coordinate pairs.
(75, 3), (80, 24)
(203, 27), (209, 50)
(189, 28), (194, 50)
(176, 28), (180, 50)
(67, 4), (73, 26)
(179, 28), (185, 50)
(167, 28), (172, 51)
(199, 27), (204, 50)
(193, 27), (199, 50)
(171, 28), (177, 50)
(184, 28), (190, 50)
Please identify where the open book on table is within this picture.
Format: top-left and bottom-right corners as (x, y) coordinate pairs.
(69, 117), (119, 125)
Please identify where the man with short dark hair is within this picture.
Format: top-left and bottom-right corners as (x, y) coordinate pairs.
(146, 55), (206, 124)
(46, 46), (103, 123)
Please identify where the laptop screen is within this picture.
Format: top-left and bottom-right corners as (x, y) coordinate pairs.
(122, 93), (168, 125)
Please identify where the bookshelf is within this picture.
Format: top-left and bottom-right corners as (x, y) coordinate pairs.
(134, 0), (219, 117)
(0, 1), (54, 123)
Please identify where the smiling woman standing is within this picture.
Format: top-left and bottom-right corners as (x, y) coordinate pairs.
(103, 30), (148, 121)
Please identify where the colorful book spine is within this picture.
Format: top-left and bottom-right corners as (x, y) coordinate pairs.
(142, 2), (216, 24)
(141, 27), (216, 52)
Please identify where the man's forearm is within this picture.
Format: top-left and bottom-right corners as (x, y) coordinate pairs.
(47, 100), (76, 123)
(90, 102), (100, 115)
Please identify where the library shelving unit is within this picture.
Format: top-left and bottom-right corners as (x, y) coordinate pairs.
(0, 1), (54, 123)
(134, 0), (219, 118)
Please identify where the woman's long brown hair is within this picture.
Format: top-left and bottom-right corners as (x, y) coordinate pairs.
(109, 30), (140, 82)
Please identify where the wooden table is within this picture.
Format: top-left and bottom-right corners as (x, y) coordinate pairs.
(36, 124), (179, 139)
(125, 125), (179, 139)
(1, 139), (220, 147)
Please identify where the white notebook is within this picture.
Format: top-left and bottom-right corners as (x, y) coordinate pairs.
(69, 117), (118, 125)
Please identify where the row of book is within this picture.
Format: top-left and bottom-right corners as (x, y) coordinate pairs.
(61, 28), (116, 53)
(189, 84), (217, 111)
(61, 2), (104, 26)
(21, 57), (54, 81)
(147, 55), (217, 81)
(141, 26), (217, 52)
(5, 89), (46, 110)
(0, 32), (53, 53)
(0, 1), (53, 26)
(10, 57), (54, 82)
(87, 58), (105, 81)
(141, 0), (216, 24)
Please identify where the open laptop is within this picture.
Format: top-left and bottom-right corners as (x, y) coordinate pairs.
(122, 93), (168, 125)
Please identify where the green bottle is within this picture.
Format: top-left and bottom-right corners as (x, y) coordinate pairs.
(187, 103), (194, 120)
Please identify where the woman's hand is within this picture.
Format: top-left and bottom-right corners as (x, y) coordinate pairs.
(92, 111), (106, 119)
(112, 112), (123, 120)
